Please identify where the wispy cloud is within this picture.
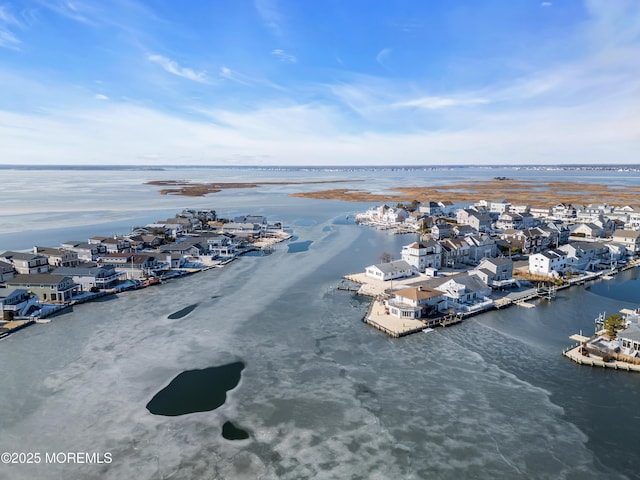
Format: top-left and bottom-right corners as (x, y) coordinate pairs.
(94, 93), (109, 100)
(271, 49), (297, 63)
(148, 54), (208, 83)
(376, 47), (392, 70)
(36, 0), (98, 25)
(255, 0), (284, 37)
(541, 2), (552, 6)
(0, 5), (22, 50)
(395, 96), (490, 109)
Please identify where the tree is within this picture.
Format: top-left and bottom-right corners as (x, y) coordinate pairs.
(379, 251), (393, 263)
(603, 313), (625, 339)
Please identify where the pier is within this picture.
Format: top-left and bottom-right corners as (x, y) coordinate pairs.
(562, 343), (640, 373)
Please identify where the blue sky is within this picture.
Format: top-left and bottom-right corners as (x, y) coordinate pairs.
(0, 0), (638, 166)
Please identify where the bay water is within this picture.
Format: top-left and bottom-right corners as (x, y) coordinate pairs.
(0, 166), (639, 479)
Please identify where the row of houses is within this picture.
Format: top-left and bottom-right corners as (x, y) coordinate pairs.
(0, 212), (279, 320)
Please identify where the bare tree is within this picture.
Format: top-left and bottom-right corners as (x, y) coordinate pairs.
(379, 251), (393, 263)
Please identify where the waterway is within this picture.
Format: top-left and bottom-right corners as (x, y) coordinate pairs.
(0, 166), (639, 479)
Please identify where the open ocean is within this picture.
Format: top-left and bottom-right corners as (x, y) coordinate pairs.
(1, 165), (640, 479)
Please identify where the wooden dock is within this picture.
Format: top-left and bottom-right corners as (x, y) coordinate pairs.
(562, 344), (640, 372)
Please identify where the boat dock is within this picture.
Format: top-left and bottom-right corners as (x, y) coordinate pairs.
(562, 343), (640, 372)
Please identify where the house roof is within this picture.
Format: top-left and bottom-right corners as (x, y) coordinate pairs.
(0, 251), (45, 262)
(370, 260), (412, 274)
(395, 286), (444, 301)
(8, 273), (72, 286)
(618, 325), (640, 343)
(52, 265), (115, 276)
(480, 257), (513, 267)
(613, 230), (640, 239)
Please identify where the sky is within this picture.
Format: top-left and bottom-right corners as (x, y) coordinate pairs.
(0, 0), (638, 166)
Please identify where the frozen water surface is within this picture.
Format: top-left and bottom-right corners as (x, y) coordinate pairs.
(0, 167), (639, 479)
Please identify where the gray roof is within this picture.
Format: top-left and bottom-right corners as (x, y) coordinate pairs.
(618, 325), (640, 343)
(8, 273), (73, 286)
(52, 265), (115, 277)
(481, 257), (513, 267)
(371, 260), (412, 274)
(0, 251), (44, 261)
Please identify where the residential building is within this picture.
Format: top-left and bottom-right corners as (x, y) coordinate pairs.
(456, 209), (491, 232)
(470, 257), (514, 288)
(98, 253), (159, 279)
(32, 246), (79, 267)
(51, 265), (125, 291)
(0, 260), (15, 282)
(386, 285), (446, 319)
(6, 274), (79, 303)
(365, 260), (414, 281)
(0, 251), (49, 275)
(612, 230), (640, 253)
(529, 249), (568, 277)
(60, 241), (108, 262)
(401, 240), (442, 270)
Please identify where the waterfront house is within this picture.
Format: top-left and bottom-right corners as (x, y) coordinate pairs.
(365, 260), (414, 281)
(6, 274), (79, 303)
(51, 265), (124, 291)
(221, 222), (262, 238)
(32, 246), (79, 267)
(470, 258), (514, 288)
(424, 273), (491, 307)
(0, 251), (50, 275)
(60, 241), (108, 262)
(618, 324), (640, 356)
(0, 261), (15, 282)
(145, 223), (182, 239)
(98, 253), (159, 279)
(612, 230), (640, 253)
(386, 285), (446, 319)
(0, 288), (32, 319)
(529, 249), (568, 277)
(559, 241), (610, 272)
(202, 234), (238, 258)
(401, 240), (442, 270)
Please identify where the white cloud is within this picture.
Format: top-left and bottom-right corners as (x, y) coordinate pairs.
(0, 5), (22, 50)
(255, 0), (284, 37)
(375, 48), (392, 69)
(147, 54), (208, 83)
(271, 49), (297, 63)
(395, 96), (489, 110)
(541, 2), (552, 7)
(94, 94), (109, 100)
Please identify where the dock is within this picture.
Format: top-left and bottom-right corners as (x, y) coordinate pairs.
(562, 343), (640, 372)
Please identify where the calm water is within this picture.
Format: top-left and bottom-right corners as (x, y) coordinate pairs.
(0, 166), (639, 479)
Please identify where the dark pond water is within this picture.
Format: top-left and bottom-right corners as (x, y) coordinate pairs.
(287, 240), (313, 253)
(167, 303), (198, 319)
(146, 362), (244, 416)
(222, 421), (249, 440)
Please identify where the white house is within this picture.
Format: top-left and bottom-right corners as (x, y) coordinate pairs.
(612, 230), (640, 253)
(386, 285), (446, 319)
(529, 249), (568, 277)
(365, 260), (414, 281)
(401, 240), (442, 270)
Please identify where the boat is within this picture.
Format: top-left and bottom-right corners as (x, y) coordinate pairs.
(422, 328), (435, 333)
